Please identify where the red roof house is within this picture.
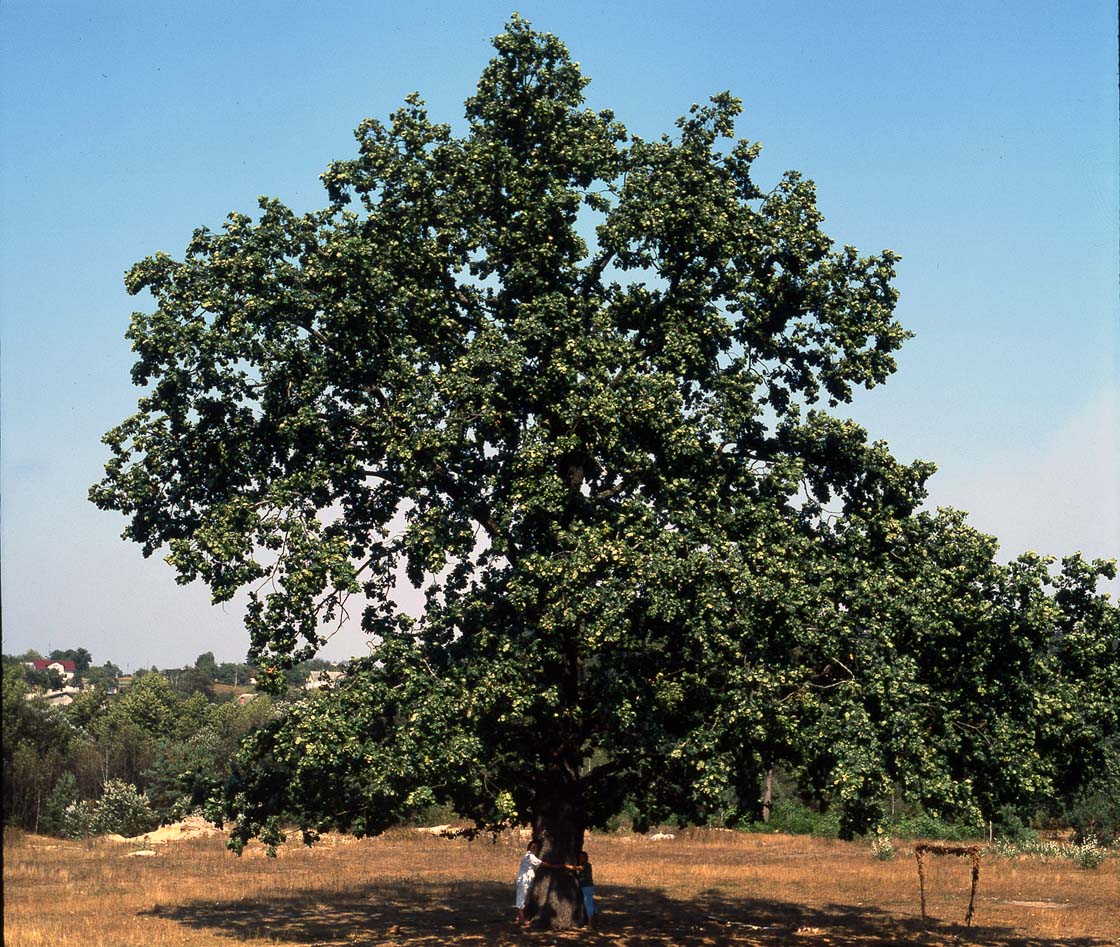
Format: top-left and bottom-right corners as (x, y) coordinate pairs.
(30, 659), (77, 679)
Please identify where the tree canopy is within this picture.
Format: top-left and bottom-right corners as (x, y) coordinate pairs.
(49, 648), (93, 672)
(91, 17), (1117, 928)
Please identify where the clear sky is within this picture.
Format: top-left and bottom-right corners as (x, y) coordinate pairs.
(2, 1), (1117, 671)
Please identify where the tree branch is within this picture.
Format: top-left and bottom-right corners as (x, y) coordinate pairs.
(434, 464), (520, 563)
(580, 249), (614, 298)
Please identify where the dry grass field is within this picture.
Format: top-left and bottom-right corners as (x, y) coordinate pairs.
(4, 825), (1117, 947)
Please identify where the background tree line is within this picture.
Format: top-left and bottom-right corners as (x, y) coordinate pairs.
(1, 651), (339, 835)
(4, 570), (1116, 849)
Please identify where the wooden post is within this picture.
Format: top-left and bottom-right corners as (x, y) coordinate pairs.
(916, 847), (927, 919)
(965, 850), (981, 927)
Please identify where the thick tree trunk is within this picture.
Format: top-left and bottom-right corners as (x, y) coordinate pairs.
(524, 778), (587, 930)
(523, 609), (589, 930)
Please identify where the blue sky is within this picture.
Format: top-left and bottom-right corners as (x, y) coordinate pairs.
(2, 1), (1116, 670)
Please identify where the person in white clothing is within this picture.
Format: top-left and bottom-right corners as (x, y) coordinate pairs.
(514, 839), (542, 926)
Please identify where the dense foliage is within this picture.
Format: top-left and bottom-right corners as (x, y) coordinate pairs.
(87, 18), (1118, 927)
(2, 656), (280, 833)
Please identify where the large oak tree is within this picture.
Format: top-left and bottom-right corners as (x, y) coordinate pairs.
(91, 18), (1117, 928)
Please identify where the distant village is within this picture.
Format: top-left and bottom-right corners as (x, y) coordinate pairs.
(8, 648), (349, 708)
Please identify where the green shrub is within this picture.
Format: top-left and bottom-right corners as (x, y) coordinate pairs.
(991, 804), (1037, 844)
(90, 779), (159, 837)
(41, 772), (78, 836)
(890, 811), (984, 841)
(408, 802), (460, 827)
(871, 832), (896, 861)
(1071, 835), (1107, 870)
(1066, 783), (1120, 848)
(755, 799), (840, 838)
(61, 799), (93, 839)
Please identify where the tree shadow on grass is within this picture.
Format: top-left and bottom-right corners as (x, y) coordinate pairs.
(146, 881), (1114, 946)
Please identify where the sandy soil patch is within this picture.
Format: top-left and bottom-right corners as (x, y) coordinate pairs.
(106, 815), (225, 845)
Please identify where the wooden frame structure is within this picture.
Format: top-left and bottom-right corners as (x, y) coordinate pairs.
(914, 843), (982, 926)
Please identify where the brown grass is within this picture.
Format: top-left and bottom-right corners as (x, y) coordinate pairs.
(4, 825), (1117, 946)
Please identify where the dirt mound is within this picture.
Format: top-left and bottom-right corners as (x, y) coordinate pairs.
(112, 816), (225, 845)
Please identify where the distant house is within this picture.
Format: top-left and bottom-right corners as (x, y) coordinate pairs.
(303, 670), (346, 691)
(27, 659), (77, 682)
(25, 685), (82, 707)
